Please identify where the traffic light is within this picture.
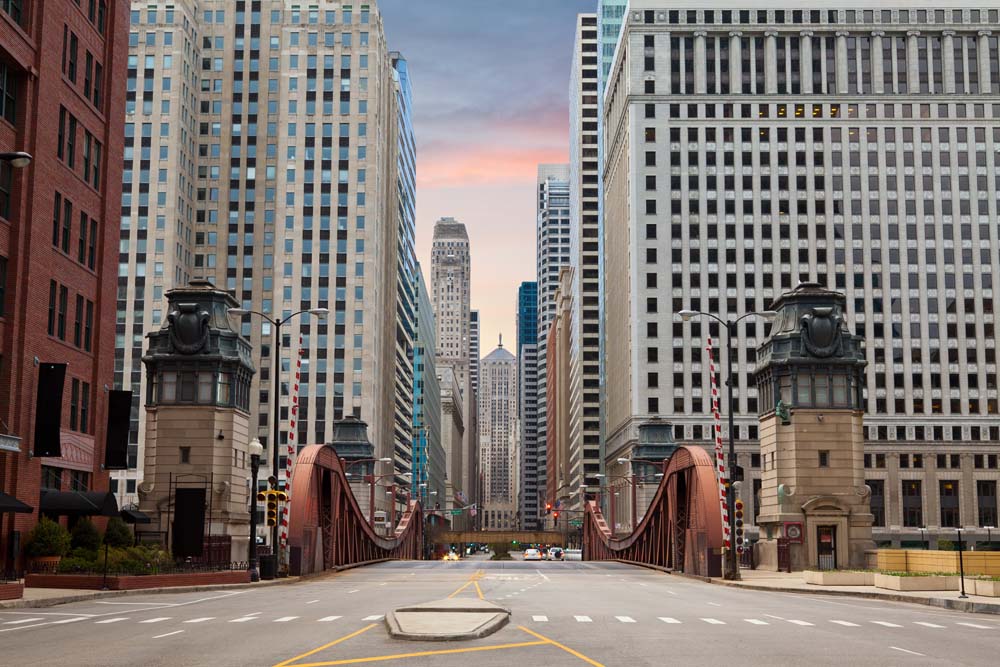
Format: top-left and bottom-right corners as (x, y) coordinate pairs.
(734, 499), (745, 552)
(275, 490), (288, 503)
(545, 502), (552, 515)
(266, 492), (279, 526)
(256, 491), (267, 503)
(552, 511), (559, 523)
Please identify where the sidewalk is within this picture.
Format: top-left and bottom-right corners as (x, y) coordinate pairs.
(706, 569), (1000, 615)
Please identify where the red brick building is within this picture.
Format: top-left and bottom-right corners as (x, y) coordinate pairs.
(0, 1), (128, 571)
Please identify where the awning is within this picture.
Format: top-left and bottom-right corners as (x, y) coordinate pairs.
(0, 491), (33, 513)
(120, 508), (152, 524)
(39, 490), (119, 517)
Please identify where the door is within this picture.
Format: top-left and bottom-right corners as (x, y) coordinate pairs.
(817, 525), (837, 570)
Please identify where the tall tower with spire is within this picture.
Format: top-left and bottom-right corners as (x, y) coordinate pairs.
(479, 337), (519, 529)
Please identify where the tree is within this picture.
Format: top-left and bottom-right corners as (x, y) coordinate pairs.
(103, 517), (134, 549)
(25, 517), (72, 558)
(71, 518), (102, 551)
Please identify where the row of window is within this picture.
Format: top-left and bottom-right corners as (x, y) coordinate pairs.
(864, 453), (1000, 469)
(47, 280), (93, 353)
(68, 378), (92, 435)
(872, 479), (998, 528)
(52, 192), (98, 270)
(639, 8), (997, 27)
(0, 61), (18, 126)
(41, 465), (91, 492)
(56, 107), (103, 189)
(61, 26), (104, 110)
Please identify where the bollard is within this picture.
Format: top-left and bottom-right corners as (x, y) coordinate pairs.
(957, 529), (968, 599)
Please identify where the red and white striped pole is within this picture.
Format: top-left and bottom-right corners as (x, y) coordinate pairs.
(279, 334), (304, 566)
(706, 337), (731, 552)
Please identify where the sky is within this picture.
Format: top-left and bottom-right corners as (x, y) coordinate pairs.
(379, 0), (596, 358)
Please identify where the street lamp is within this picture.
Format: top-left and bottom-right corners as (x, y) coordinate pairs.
(248, 437), (264, 582)
(677, 308), (777, 580)
(228, 306), (329, 554)
(0, 151), (32, 168)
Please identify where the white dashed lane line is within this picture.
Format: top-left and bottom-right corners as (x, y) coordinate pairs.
(94, 618), (130, 624)
(152, 631), (184, 639)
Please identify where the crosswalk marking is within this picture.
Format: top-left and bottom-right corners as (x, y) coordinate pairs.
(574, 615), (592, 623)
(229, 617), (256, 623)
(139, 618), (171, 624)
(616, 616), (636, 623)
(658, 617), (682, 624)
(3, 618), (43, 625)
(184, 618), (215, 624)
(701, 618), (725, 625)
(830, 620), (859, 627)
(95, 618), (129, 624)
(871, 621), (902, 628)
(913, 622), (945, 629)
(787, 620), (814, 626)
(744, 619), (768, 625)
(362, 615), (384, 621)
(532, 616), (548, 622)
(957, 622), (992, 629)
(318, 616), (342, 622)
(274, 616), (299, 623)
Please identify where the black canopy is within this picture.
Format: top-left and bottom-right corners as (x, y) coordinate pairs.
(0, 491), (33, 514)
(120, 508), (152, 524)
(39, 490), (119, 517)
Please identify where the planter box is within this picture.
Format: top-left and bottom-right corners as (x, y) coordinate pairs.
(25, 570), (249, 591)
(874, 573), (959, 591)
(804, 570), (875, 586)
(0, 582), (24, 600)
(974, 579), (1000, 597)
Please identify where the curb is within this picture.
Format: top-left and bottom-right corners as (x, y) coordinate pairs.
(701, 577), (1000, 615)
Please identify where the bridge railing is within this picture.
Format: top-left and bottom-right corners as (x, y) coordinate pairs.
(582, 445), (724, 578)
(286, 445), (422, 575)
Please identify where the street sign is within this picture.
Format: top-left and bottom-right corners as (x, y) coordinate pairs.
(450, 509), (462, 516)
(570, 520), (583, 527)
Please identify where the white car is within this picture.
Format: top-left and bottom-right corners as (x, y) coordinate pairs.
(564, 548), (582, 561)
(523, 548), (542, 561)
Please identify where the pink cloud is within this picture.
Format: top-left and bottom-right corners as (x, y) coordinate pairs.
(417, 147), (568, 188)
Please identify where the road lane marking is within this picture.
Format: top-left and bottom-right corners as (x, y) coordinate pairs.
(52, 617), (86, 624)
(184, 618), (215, 624)
(707, 602), (721, 607)
(890, 646), (925, 657)
(536, 570), (550, 581)
(318, 616), (342, 622)
(830, 620), (859, 627)
(532, 615), (548, 622)
(3, 618), (43, 625)
(914, 622), (945, 628)
(362, 615), (384, 621)
(474, 581), (485, 600)
(518, 626), (605, 667)
(871, 621), (902, 628)
(957, 622), (992, 629)
(348, 590), (360, 594)
(615, 616), (636, 623)
(273, 624), (378, 667)
(701, 618), (725, 625)
(139, 617), (171, 624)
(307, 600), (320, 604)
(575, 615), (592, 623)
(95, 618), (130, 624)
(763, 614), (785, 620)
(787, 620), (814, 626)
(230, 617), (256, 623)
(744, 619), (768, 625)
(153, 630), (184, 639)
(658, 617), (681, 624)
(288, 639), (551, 666)
(275, 616), (299, 622)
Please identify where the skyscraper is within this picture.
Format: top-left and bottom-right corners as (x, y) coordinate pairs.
(569, 14), (603, 513)
(412, 263), (445, 510)
(516, 282), (540, 527)
(115, 2), (412, 517)
(534, 164), (571, 520)
(470, 309), (481, 394)
(602, 2), (1000, 545)
(479, 340), (519, 530)
(430, 217), (475, 524)
(0, 0), (130, 572)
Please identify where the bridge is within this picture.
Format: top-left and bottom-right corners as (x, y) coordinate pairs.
(431, 530), (567, 547)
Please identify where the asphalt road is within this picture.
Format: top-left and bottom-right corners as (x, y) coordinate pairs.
(2, 559), (998, 666)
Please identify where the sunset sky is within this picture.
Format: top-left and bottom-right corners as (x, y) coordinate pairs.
(380, 0), (595, 357)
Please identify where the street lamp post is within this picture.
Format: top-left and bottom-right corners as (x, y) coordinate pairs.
(248, 437), (264, 582)
(679, 308), (777, 581)
(228, 306), (329, 555)
(0, 151), (32, 168)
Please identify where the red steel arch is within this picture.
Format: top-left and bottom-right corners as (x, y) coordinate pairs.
(286, 445), (421, 575)
(583, 445), (724, 577)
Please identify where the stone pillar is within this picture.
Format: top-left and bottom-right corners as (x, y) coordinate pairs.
(694, 32), (708, 94)
(979, 31), (992, 94)
(753, 283), (874, 572)
(800, 31), (814, 95)
(942, 31), (957, 94)
(729, 32), (742, 92)
(872, 32), (886, 94)
(765, 31), (778, 94)
(836, 32), (850, 94)
(907, 31), (921, 91)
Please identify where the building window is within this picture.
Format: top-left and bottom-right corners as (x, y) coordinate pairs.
(73, 294), (83, 347)
(69, 470), (90, 492)
(70, 378), (79, 430)
(0, 161), (11, 219)
(902, 480), (923, 528)
(180, 447), (191, 464)
(47, 280), (56, 335)
(57, 285), (68, 339)
(940, 480), (960, 528)
(0, 254), (6, 318)
(868, 479), (885, 527)
(818, 451), (830, 467)
(67, 32), (78, 82)
(978, 480), (998, 529)
(0, 61), (17, 124)
(41, 465), (62, 490)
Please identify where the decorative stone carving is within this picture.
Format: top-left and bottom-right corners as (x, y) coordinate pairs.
(800, 306), (846, 358)
(168, 303), (210, 354)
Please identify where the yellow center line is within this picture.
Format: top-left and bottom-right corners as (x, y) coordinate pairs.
(518, 625), (606, 667)
(473, 580), (485, 600)
(287, 640), (549, 666)
(273, 624), (377, 667)
(447, 568), (484, 598)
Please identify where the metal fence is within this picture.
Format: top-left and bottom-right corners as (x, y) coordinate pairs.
(29, 560), (249, 577)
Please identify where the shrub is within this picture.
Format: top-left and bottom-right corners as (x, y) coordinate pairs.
(103, 517), (134, 549)
(25, 518), (72, 558)
(71, 518), (102, 551)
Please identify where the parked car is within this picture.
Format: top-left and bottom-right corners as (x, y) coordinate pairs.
(564, 548), (582, 561)
(523, 548), (542, 561)
(547, 547), (564, 561)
